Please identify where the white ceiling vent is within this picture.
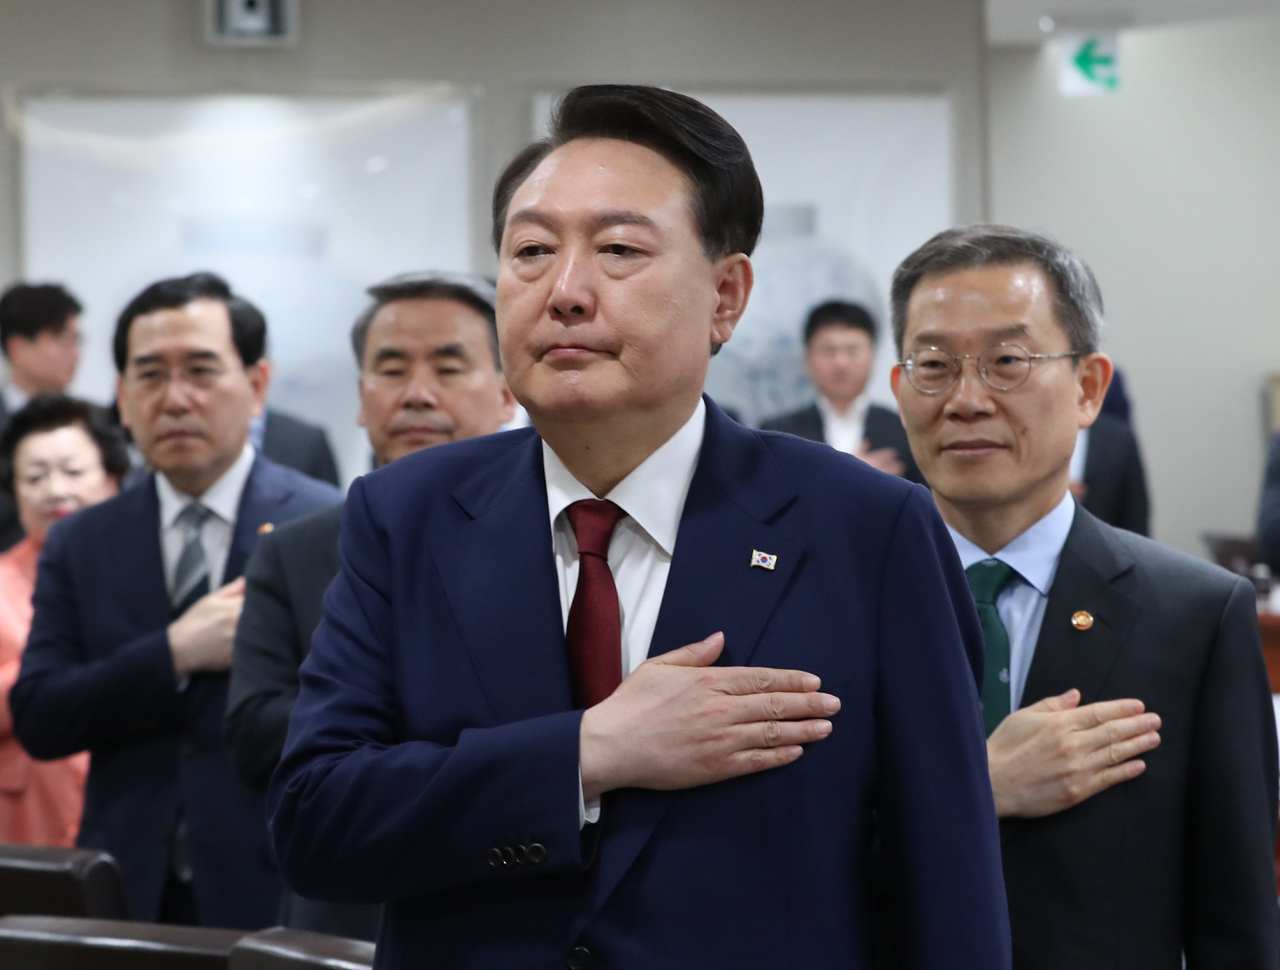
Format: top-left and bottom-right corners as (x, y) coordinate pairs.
(204, 0), (299, 48)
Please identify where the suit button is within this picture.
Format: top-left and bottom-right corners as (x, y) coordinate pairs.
(527, 842), (547, 864)
(514, 844), (528, 864)
(500, 846), (516, 866)
(566, 946), (591, 969)
(487, 847), (503, 867)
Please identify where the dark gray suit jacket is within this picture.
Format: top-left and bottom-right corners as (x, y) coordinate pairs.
(1080, 413), (1150, 536)
(224, 502), (379, 942)
(262, 410), (341, 487)
(1002, 508), (1279, 969)
(759, 402), (924, 485)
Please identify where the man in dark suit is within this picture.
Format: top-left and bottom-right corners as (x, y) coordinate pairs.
(268, 85), (1009, 969)
(1258, 431), (1280, 574)
(891, 224), (1279, 969)
(225, 271), (514, 939)
(761, 300), (923, 484)
(1071, 411), (1150, 535)
(256, 408), (340, 487)
(0, 283), (84, 549)
(12, 272), (341, 929)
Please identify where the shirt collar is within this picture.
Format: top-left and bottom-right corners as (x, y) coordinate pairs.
(155, 441), (256, 529)
(543, 398), (706, 557)
(816, 392), (868, 426)
(947, 491), (1076, 596)
(2, 384), (30, 414)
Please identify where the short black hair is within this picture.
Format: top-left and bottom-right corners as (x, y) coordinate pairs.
(890, 225), (1103, 357)
(0, 394), (132, 495)
(351, 272), (499, 370)
(0, 283), (82, 357)
(113, 272), (266, 372)
(492, 85), (763, 261)
(803, 301), (878, 347)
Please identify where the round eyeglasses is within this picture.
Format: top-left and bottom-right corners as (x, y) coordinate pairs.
(900, 344), (1081, 394)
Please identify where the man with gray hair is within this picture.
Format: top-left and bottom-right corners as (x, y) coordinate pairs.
(224, 272), (514, 938)
(891, 224), (1279, 968)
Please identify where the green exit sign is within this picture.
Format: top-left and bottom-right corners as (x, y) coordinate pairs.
(1056, 31), (1120, 97)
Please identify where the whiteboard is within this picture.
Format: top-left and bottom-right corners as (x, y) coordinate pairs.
(21, 92), (472, 483)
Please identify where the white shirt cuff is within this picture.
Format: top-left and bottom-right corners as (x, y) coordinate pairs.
(578, 766), (601, 828)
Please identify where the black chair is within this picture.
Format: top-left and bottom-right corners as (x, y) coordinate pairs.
(0, 914), (244, 969)
(230, 927), (375, 970)
(0, 844), (129, 919)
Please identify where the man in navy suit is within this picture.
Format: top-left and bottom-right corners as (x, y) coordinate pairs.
(12, 272), (341, 928)
(270, 85), (1009, 969)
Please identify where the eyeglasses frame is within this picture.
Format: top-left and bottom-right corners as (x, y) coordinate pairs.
(898, 343), (1083, 395)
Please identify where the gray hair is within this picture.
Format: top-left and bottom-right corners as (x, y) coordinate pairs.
(350, 271), (500, 369)
(889, 225), (1104, 357)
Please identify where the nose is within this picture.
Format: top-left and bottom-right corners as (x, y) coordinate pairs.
(942, 359), (998, 420)
(160, 370), (194, 413)
(548, 249), (597, 323)
(401, 366), (442, 409)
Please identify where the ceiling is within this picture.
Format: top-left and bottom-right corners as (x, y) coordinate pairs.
(987, 0), (1280, 45)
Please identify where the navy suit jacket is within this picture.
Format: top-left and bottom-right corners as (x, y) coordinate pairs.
(12, 456), (341, 928)
(269, 400), (1010, 969)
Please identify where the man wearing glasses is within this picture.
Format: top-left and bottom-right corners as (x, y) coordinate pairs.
(891, 224), (1280, 968)
(12, 273), (341, 928)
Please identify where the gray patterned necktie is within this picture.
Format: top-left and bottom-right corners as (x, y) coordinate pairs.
(172, 502), (213, 616)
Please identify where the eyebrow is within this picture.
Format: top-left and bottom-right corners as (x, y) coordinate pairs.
(506, 208), (659, 236)
(129, 349), (222, 367)
(911, 323), (1032, 346)
(372, 343), (471, 365)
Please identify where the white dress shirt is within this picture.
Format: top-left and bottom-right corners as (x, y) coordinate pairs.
(543, 399), (706, 825)
(155, 442), (256, 597)
(1, 384), (29, 416)
(816, 393), (869, 456)
(947, 492), (1076, 711)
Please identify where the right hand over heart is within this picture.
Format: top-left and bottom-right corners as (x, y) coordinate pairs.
(578, 632), (840, 800)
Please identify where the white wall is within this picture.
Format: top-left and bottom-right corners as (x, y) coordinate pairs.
(0, 0), (987, 279)
(988, 12), (1280, 557)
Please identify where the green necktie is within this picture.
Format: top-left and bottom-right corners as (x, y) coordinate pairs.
(966, 559), (1019, 738)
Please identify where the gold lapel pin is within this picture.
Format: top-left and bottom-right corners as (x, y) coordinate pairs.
(257, 522), (275, 535)
(1071, 610), (1094, 631)
(750, 549), (778, 571)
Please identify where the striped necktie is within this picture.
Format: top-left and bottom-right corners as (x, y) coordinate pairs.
(172, 503), (213, 616)
(965, 558), (1019, 738)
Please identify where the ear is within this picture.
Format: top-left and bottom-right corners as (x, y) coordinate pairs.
(1076, 352), (1113, 429)
(115, 375), (133, 431)
(356, 375), (368, 429)
(709, 253), (753, 350)
(247, 358), (271, 419)
(890, 362), (903, 402)
(497, 375), (518, 425)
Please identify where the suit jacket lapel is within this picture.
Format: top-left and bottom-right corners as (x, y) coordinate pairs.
(224, 456), (291, 584)
(433, 432), (573, 723)
(1021, 508), (1141, 707)
(129, 477), (175, 626)
(576, 400), (805, 929)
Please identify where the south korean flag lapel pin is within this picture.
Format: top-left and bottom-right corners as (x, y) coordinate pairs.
(750, 549), (778, 571)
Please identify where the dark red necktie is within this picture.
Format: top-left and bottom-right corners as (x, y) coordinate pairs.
(565, 499), (626, 709)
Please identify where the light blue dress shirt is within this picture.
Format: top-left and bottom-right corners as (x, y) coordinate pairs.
(947, 493), (1076, 711)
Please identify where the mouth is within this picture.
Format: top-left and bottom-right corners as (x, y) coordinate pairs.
(539, 341), (613, 363)
(940, 439), (1007, 460)
(392, 424), (453, 442)
(157, 429), (203, 443)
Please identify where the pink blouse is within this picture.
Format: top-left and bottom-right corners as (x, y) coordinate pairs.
(0, 537), (88, 846)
